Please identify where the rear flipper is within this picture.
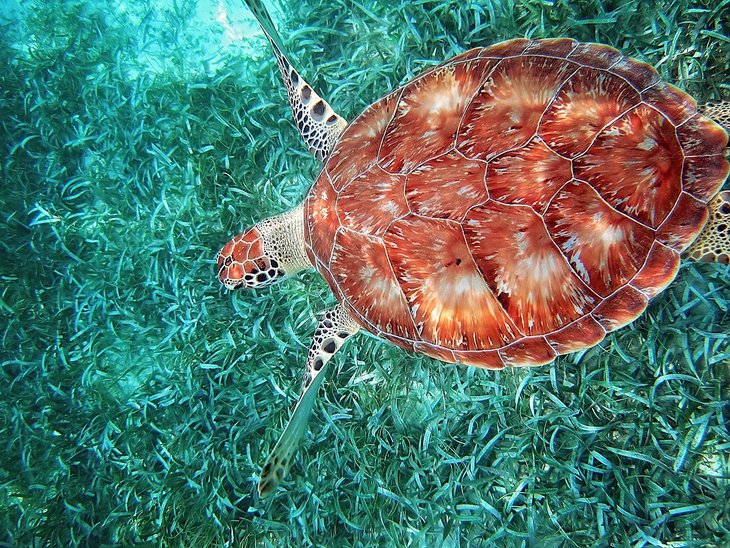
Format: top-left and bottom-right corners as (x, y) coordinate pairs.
(688, 101), (730, 264)
(686, 191), (730, 264)
(700, 100), (730, 131)
(258, 304), (360, 496)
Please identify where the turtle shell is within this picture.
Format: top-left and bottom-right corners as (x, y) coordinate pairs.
(303, 38), (730, 369)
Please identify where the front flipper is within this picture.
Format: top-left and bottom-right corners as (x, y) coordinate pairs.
(241, 0), (348, 161)
(258, 303), (360, 496)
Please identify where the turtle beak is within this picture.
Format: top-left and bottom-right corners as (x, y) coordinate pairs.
(215, 252), (245, 290)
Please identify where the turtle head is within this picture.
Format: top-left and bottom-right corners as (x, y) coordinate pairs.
(216, 227), (283, 289)
(216, 205), (311, 290)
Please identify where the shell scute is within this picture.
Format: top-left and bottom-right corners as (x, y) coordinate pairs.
(523, 38), (579, 58)
(487, 137), (572, 213)
(642, 82), (697, 126)
(336, 164), (408, 236)
(544, 179), (655, 297)
(609, 57), (659, 91)
(683, 155), (730, 200)
(380, 57), (497, 173)
(567, 42), (622, 70)
(573, 104), (684, 228)
(384, 215), (520, 350)
(656, 192), (709, 251)
(305, 173), (339, 266)
(405, 151), (488, 221)
(327, 92), (399, 190)
(457, 56), (579, 160)
(677, 114), (728, 156)
(414, 342), (456, 364)
(452, 349), (505, 370)
(539, 67), (640, 157)
(630, 242), (680, 299)
(591, 286), (648, 331)
(463, 201), (597, 336)
(330, 229), (418, 341)
(545, 315), (606, 355)
(499, 336), (557, 367)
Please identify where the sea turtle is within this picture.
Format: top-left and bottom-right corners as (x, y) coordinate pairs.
(217, 0), (730, 496)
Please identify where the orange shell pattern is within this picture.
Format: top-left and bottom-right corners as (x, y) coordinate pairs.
(304, 39), (730, 369)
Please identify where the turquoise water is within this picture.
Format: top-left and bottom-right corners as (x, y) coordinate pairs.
(0, 0), (728, 545)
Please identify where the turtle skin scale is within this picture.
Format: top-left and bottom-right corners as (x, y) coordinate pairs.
(303, 38), (730, 369)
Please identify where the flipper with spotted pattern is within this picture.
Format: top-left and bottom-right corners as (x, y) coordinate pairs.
(700, 100), (730, 131)
(258, 303), (360, 496)
(686, 191), (730, 264)
(241, 0), (348, 161)
(687, 101), (730, 264)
